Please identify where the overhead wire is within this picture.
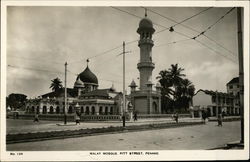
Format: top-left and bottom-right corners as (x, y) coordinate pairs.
(145, 7), (237, 58)
(69, 7), (216, 64)
(7, 64), (65, 75)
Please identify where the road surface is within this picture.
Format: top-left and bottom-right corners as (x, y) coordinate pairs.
(7, 121), (240, 150)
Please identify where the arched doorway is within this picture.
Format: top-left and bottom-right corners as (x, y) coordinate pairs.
(81, 107), (84, 114)
(152, 102), (157, 114)
(91, 106), (95, 115)
(31, 106), (35, 113)
(36, 106), (40, 114)
(99, 107), (103, 115)
(50, 106), (54, 114)
(85, 106), (89, 115)
(105, 107), (108, 115)
(56, 106), (60, 114)
(42, 106), (47, 114)
(110, 107), (113, 115)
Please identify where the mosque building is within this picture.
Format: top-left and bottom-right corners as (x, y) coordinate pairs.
(26, 63), (124, 115)
(26, 12), (162, 116)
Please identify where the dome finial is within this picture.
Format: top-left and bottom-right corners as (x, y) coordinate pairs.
(86, 58), (89, 66)
(145, 8), (147, 17)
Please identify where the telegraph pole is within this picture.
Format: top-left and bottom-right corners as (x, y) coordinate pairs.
(64, 62), (68, 125)
(237, 7), (244, 144)
(216, 90), (218, 117)
(122, 41), (126, 127)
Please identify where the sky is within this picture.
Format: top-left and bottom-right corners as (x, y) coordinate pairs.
(6, 6), (239, 98)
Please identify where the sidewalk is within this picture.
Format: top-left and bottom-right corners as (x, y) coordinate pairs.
(7, 117), (202, 134)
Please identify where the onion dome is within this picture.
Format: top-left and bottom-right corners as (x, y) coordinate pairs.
(139, 17), (153, 29)
(137, 16), (155, 34)
(129, 80), (137, 87)
(110, 83), (116, 91)
(74, 76), (84, 88)
(78, 66), (98, 85)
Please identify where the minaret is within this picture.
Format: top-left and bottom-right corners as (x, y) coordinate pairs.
(137, 10), (155, 91)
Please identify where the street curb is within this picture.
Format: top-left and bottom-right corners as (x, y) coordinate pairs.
(7, 122), (203, 144)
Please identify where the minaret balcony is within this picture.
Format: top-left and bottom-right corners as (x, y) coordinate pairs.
(138, 39), (154, 46)
(137, 62), (155, 69)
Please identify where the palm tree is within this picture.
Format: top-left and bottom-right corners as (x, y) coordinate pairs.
(156, 70), (174, 98)
(166, 64), (186, 99)
(156, 70), (175, 113)
(50, 78), (63, 92)
(176, 79), (195, 111)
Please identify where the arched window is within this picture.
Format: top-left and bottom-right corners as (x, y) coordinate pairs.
(81, 107), (84, 113)
(36, 106), (40, 114)
(105, 107), (108, 115)
(91, 106), (95, 115)
(99, 106), (103, 115)
(56, 106), (60, 114)
(110, 107), (113, 115)
(27, 106), (30, 113)
(49, 106), (54, 114)
(43, 106), (47, 114)
(31, 106), (35, 113)
(86, 106), (89, 115)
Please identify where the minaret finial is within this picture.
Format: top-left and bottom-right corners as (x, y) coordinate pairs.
(145, 8), (147, 17)
(86, 58), (89, 66)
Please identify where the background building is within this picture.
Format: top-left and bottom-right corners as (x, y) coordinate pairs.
(192, 77), (240, 117)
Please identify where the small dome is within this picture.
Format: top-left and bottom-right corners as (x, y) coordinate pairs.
(139, 17), (153, 28)
(78, 66), (98, 85)
(74, 76), (84, 88)
(129, 80), (137, 87)
(137, 17), (155, 34)
(156, 82), (161, 88)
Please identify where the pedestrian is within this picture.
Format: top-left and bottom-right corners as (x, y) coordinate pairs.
(33, 113), (39, 122)
(133, 112), (137, 121)
(202, 110), (207, 124)
(174, 112), (179, 123)
(75, 111), (81, 125)
(217, 113), (223, 126)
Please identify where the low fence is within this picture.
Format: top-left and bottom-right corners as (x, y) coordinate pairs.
(138, 114), (191, 119)
(10, 113), (192, 121)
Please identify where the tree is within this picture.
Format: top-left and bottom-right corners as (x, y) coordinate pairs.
(50, 78), (63, 92)
(175, 79), (195, 111)
(157, 70), (174, 113)
(166, 64), (186, 99)
(6, 93), (27, 110)
(157, 64), (195, 113)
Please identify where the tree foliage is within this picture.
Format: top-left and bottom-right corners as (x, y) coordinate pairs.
(50, 78), (63, 92)
(157, 64), (195, 113)
(6, 93), (27, 110)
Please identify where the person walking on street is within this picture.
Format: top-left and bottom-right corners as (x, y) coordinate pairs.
(133, 112), (137, 121)
(217, 113), (223, 126)
(75, 111), (81, 125)
(174, 112), (179, 123)
(202, 110), (207, 124)
(33, 113), (39, 122)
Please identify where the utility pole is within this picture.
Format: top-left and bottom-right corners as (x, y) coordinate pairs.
(237, 7), (244, 144)
(216, 90), (218, 117)
(64, 62), (68, 125)
(122, 41), (126, 127)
